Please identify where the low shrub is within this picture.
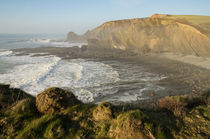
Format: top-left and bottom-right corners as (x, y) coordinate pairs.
(158, 96), (187, 116)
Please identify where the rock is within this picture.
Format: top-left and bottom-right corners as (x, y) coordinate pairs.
(93, 102), (113, 121)
(36, 87), (82, 114)
(66, 32), (86, 42)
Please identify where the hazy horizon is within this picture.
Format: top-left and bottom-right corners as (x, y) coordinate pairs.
(1, 0), (210, 35)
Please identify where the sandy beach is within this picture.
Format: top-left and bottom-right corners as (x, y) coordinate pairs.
(155, 53), (210, 70)
(12, 47), (210, 102)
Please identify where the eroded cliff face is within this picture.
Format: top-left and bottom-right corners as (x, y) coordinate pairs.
(66, 14), (210, 57)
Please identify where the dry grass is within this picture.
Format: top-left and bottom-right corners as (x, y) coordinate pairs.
(157, 96), (187, 116)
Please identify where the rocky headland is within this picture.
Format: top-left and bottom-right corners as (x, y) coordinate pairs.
(66, 14), (210, 57)
(2, 14), (210, 138)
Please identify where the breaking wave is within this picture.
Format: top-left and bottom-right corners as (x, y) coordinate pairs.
(0, 50), (167, 103)
(29, 38), (87, 47)
(0, 50), (13, 57)
(0, 51), (119, 102)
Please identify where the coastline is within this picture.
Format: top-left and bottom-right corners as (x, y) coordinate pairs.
(12, 46), (210, 70)
(10, 47), (210, 102)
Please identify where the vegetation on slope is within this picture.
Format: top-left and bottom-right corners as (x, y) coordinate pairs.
(161, 14), (210, 37)
(0, 84), (209, 138)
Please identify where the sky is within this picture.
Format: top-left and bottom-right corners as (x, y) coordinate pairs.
(0, 0), (210, 35)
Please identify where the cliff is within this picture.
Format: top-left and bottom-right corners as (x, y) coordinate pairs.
(66, 14), (210, 57)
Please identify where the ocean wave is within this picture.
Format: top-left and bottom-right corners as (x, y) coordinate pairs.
(74, 89), (94, 103)
(29, 38), (52, 43)
(0, 54), (120, 102)
(6, 40), (29, 43)
(0, 55), (62, 95)
(29, 38), (87, 48)
(0, 50), (13, 57)
(0, 52), (168, 103)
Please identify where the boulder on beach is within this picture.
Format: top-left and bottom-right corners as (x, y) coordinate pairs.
(93, 102), (113, 121)
(36, 87), (82, 114)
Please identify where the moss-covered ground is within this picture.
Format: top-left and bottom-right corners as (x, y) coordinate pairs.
(0, 84), (209, 139)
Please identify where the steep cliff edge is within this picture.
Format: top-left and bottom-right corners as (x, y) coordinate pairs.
(66, 14), (210, 57)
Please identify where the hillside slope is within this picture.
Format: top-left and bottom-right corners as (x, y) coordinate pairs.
(66, 14), (210, 57)
(0, 85), (209, 138)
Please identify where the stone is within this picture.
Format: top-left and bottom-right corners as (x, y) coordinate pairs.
(36, 87), (81, 114)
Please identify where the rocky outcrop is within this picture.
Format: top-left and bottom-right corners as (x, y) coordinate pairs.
(36, 87), (82, 114)
(66, 14), (210, 57)
(66, 32), (86, 43)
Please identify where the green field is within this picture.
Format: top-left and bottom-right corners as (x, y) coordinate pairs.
(164, 15), (210, 37)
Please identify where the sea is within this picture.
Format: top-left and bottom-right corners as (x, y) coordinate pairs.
(0, 34), (167, 104)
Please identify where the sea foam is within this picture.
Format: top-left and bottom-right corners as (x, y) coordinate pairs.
(29, 38), (87, 48)
(0, 50), (167, 103)
(0, 52), (119, 102)
(0, 50), (13, 57)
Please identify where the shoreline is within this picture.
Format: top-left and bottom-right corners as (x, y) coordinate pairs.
(9, 47), (210, 105)
(12, 46), (210, 70)
(153, 52), (210, 70)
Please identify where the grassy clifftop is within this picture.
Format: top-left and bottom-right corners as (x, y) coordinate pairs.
(0, 84), (209, 138)
(160, 14), (210, 37)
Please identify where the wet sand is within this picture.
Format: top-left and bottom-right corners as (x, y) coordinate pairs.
(12, 47), (210, 107)
(118, 55), (210, 94)
(154, 53), (210, 70)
